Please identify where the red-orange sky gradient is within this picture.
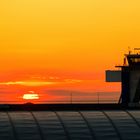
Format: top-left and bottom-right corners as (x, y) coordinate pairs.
(0, 0), (140, 103)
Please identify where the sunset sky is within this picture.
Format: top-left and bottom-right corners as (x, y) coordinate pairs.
(0, 0), (140, 103)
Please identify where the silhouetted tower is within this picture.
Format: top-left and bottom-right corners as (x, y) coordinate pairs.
(106, 48), (140, 106)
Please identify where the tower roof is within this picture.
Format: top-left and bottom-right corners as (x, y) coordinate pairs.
(126, 54), (140, 66)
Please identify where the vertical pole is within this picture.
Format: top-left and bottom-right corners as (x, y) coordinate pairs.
(97, 92), (100, 104)
(70, 92), (72, 104)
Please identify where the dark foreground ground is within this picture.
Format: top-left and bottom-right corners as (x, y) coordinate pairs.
(0, 109), (140, 140)
(0, 104), (140, 140)
(0, 103), (140, 111)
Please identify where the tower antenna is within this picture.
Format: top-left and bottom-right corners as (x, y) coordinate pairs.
(128, 46), (131, 54)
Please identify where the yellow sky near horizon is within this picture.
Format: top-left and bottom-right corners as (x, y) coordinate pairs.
(0, 0), (140, 81)
(2, 0), (140, 103)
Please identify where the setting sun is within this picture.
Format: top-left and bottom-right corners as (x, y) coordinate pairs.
(23, 91), (39, 100)
(23, 94), (39, 100)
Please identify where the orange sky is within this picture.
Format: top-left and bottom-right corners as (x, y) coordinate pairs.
(0, 0), (140, 103)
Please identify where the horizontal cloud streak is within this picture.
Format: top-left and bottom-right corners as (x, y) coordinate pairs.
(0, 79), (82, 86)
(0, 81), (55, 86)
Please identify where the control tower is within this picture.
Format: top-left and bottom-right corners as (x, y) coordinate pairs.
(106, 48), (140, 106)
